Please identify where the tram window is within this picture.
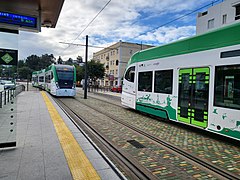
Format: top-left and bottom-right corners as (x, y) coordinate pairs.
(125, 66), (135, 82)
(51, 72), (53, 79)
(214, 65), (240, 109)
(221, 49), (240, 58)
(154, 70), (173, 94)
(45, 74), (50, 83)
(138, 71), (153, 92)
(39, 76), (44, 82)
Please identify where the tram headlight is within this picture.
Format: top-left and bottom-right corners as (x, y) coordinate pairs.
(56, 82), (59, 89)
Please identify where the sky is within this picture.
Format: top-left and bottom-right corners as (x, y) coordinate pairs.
(13, 0), (222, 61)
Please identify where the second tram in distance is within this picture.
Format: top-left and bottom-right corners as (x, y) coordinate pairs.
(32, 64), (76, 97)
(121, 23), (240, 141)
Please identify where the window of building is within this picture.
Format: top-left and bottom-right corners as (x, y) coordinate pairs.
(235, 5), (240, 20)
(154, 69), (173, 94)
(201, 11), (208, 16)
(208, 19), (214, 29)
(222, 14), (227, 24)
(214, 65), (240, 109)
(138, 71), (153, 92)
(124, 66), (135, 82)
(116, 60), (118, 66)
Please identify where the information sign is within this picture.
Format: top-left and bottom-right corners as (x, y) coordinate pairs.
(0, 48), (18, 65)
(0, 11), (37, 29)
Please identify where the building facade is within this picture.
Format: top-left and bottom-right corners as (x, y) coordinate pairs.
(93, 41), (154, 87)
(196, 0), (240, 34)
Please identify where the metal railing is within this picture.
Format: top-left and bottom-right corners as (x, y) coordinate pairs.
(0, 85), (25, 109)
(87, 85), (111, 93)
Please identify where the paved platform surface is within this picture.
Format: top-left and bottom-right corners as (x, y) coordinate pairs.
(0, 89), (124, 180)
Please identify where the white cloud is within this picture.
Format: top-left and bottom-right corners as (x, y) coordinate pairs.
(138, 26), (196, 44)
(17, 0), (210, 61)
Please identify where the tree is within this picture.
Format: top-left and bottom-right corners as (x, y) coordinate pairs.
(65, 58), (73, 65)
(25, 54), (55, 71)
(76, 56), (83, 63)
(17, 60), (25, 68)
(25, 55), (41, 71)
(57, 56), (63, 64)
(18, 66), (32, 79)
(75, 60), (105, 85)
(87, 59), (105, 85)
(75, 65), (84, 81)
(40, 54), (55, 68)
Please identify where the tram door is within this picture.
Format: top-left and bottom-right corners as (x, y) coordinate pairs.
(177, 67), (209, 128)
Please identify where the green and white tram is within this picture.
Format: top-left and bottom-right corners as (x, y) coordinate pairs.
(45, 64), (76, 96)
(32, 64), (76, 97)
(32, 70), (39, 87)
(121, 23), (240, 141)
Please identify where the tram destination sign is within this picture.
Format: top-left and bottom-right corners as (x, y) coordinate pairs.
(0, 11), (37, 30)
(0, 48), (18, 66)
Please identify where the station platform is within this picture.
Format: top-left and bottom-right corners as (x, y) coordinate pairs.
(0, 89), (124, 180)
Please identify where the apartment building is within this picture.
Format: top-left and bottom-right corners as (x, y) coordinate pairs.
(196, 0), (240, 34)
(93, 41), (154, 87)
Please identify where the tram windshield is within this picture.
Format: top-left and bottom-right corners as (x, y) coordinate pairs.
(56, 70), (74, 80)
(56, 66), (74, 88)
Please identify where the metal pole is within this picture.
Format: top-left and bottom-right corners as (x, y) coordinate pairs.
(7, 90), (9, 102)
(84, 35), (88, 99)
(117, 40), (122, 86)
(0, 92), (2, 108)
(4, 90), (6, 105)
(27, 75), (29, 91)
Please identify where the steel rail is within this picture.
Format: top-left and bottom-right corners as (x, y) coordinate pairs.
(54, 97), (158, 180)
(73, 96), (240, 180)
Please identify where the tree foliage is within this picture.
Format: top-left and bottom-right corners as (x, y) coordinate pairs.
(16, 54), (56, 79)
(88, 60), (105, 81)
(1, 53), (90, 82)
(65, 58), (73, 65)
(25, 54), (55, 71)
(18, 66), (33, 79)
(57, 56), (63, 64)
(76, 59), (105, 84)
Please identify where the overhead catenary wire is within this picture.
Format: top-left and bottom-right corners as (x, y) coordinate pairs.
(136, 0), (221, 38)
(63, 0), (112, 52)
(61, 0), (221, 55)
(60, 42), (106, 48)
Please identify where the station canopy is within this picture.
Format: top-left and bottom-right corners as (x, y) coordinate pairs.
(0, 0), (65, 32)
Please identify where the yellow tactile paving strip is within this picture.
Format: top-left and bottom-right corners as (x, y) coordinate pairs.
(41, 92), (101, 180)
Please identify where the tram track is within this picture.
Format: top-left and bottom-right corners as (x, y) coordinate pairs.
(54, 93), (240, 179)
(74, 94), (240, 179)
(54, 97), (157, 180)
